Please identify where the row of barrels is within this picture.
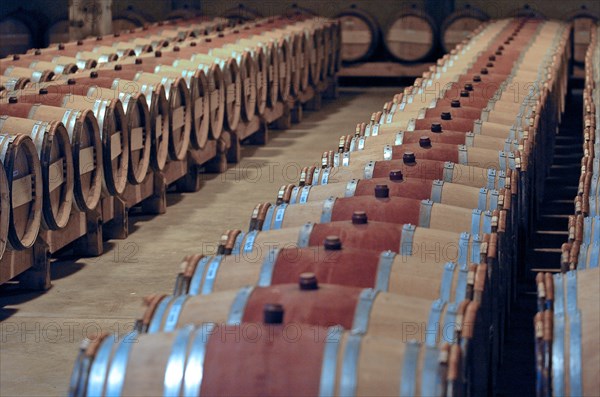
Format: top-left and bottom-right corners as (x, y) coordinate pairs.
(0, 14), (340, 266)
(66, 18), (571, 396)
(535, 23), (599, 397)
(0, 8), (217, 58)
(338, 4), (598, 64)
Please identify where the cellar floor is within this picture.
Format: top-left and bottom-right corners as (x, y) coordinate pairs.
(0, 87), (401, 396)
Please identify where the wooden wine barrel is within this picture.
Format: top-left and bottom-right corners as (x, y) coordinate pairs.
(331, 141), (519, 173)
(336, 7), (380, 63)
(66, 96), (129, 197)
(306, 26), (324, 85)
(176, 54), (241, 132)
(568, 7), (598, 66)
(168, 58), (225, 141)
(327, 20), (341, 75)
(91, 89), (152, 184)
(111, 41), (153, 57)
(93, 45), (137, 60)
(27, 60), (78, 75)
(0, 56), (78, 76)
(69, 323), (460, 397)
(161, 273), (488, 395)
(134, 72), (192, 161)
(307, 155), (512, 192)
(219, 40), (268, 116)
(350, 125), (519, 152)
(384, 7), (436, 62)
(572, 240), (600, 270)
(278, 25), (315, 90)
(278, 176), (507, 212)
(270, 26), (307, 94)
(312, 20), (333, 81)
(230, 218), (496, 264)
(0, 14), (37, 58)
(30, 39), (120, 63)
(145, 285), (483, 359)
(23, 54), (97, 71)
(0, 160), (9, 258)
(0, 133), (42, 250)
(26, 102), (103, 212)
(174, 236), (488, 299)
(7, 84), (131, 196)
(0, 75), (29, 91)
(256, 194), (496, 236)
(153, 64), (211, 149)
(104, 53), (205, 151)
(211, 45), (257, 122)
(70, 74), (161, 176)
(0, 114), (73, 230)
(547, 270), (599, 396)
(2, 65), (54, 83)
(441, 6), (489, 53)
(237, 37), (280, 107)
(260, 30), (299, 97)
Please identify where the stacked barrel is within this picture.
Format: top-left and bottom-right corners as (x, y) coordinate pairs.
(534, 23), (599, 397)
(67, 18), (572, 396)
(0, 15), (340, 284)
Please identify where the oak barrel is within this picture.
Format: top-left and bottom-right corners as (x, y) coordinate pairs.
(211, 45), (257, 123)
(73, 78), (155, 181)
(336, 7), (380, 63)
(544, 270), (600, 396)
(6, 85), (130, 196)
(152, 64), (211, 149)
(384, 7), (436, 62)
(134, 72), (192, 161)
(277, 176), (506, 212)
(62, 95), (130, 196)
(146, 282), (482, 345)
(81, 72), (170, 172)
(256, 194), (496, 236)
(228, 218), (496, 265)
(0, 115), (73, 230)
(440, 6), (489, 53)
(69, 323), (460, 397)
(175, 54), (241, 132)
(26, 102), (103, 212)
(306, 157), (511, 192)
(172, 237), (490, 304)
(0, 133), (42, 250)
(0, 14), (37, 57)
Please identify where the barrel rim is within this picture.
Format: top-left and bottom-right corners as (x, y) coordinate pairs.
(41, 121), (74, 230)
(71, 109), (103, 211)
(101, 98), (130, 196)
(167, 76), (192, 161)
(4, 133), (43, 250)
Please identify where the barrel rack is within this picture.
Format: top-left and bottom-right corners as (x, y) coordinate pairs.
(1, 75), (338, 290)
